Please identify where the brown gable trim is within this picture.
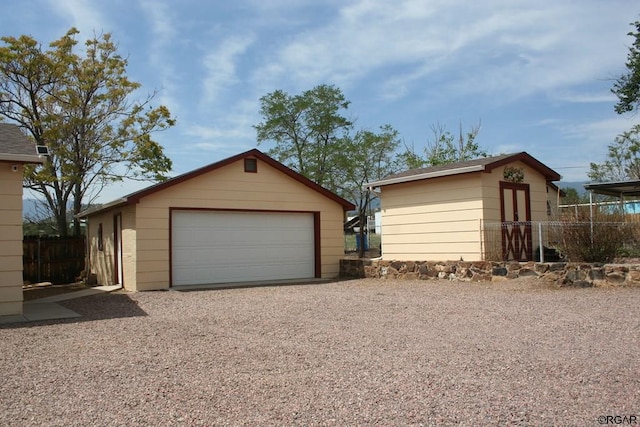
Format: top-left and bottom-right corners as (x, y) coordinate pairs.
(79, 149), (354, 217)
(481, 152), (561, 181)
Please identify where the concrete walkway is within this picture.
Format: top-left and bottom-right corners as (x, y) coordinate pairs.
(0, 285), (122, 324)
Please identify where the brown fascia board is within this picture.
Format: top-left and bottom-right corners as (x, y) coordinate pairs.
(78, 148), (355, 218)
(482, 152), (561, 181)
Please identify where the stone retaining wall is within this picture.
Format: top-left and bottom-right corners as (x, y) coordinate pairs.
(340, 258), (640, 287)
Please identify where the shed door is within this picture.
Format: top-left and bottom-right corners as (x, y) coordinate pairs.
(500, 182), (532, 261)
(171, 210), (315, 286)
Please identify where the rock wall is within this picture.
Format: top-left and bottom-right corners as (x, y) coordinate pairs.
(339, 258), (640, 287)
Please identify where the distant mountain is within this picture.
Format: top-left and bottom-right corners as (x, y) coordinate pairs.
(22, 198), (42, 220)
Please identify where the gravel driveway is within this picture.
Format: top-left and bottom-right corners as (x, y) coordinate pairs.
(1, 279), (639, 426)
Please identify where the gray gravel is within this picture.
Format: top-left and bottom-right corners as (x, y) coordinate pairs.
(1, 279), (639, 426)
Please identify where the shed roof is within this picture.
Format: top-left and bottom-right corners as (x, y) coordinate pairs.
(78, 148), (356, 217)
(0, 123), (44, 163)
(583, 180), (640, 197)
(365, 152), (561, 188)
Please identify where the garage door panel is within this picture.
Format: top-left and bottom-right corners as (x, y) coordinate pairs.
(172, 210), (315, 286)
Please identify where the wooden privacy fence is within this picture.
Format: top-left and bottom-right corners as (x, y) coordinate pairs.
(23, 236), (85, 284)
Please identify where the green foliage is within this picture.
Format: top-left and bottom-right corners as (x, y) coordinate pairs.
(588, 124), (640, 181)
(23, 219), (59, 237)
(612, 20), (640, 114)
(255, 85), (400, 257)
(0, 28), (175, 236)
(255, 84), (352, 192)
(399, 121), (486, 169)
(560, 187), (589, 205)
(338, 125), (400, 257)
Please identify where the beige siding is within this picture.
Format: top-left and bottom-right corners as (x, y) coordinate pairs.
(0, 163), (24, 316)
(380, 175), (484, 261)
(87, 157), (346, 291)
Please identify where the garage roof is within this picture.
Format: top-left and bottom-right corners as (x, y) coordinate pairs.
(583, 180), (640, 197)
(78, 149), (355, 217)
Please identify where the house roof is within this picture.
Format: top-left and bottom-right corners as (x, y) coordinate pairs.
(365, 152), (562, 188)
(0, 123), (44, 163)
(78, 148), (356, 217)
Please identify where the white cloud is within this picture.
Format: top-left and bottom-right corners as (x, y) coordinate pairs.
(137, 0), (182, 117)
(201, 35), (255, 104)
(535, 116), (637, 181)
(252, 0), (634, 104)
(556, 116), (636, 143)
(551, 92), (618, 104)
(46, 0), (105, 38)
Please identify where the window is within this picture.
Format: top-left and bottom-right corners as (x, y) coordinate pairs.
(98, 223), (104, 251)
(244, 158), (257, 173)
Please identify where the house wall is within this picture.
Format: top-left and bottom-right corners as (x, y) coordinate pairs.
(0, 163), (25, 316)
(88, 157), (346, 291)
(380, 160), (562, 262)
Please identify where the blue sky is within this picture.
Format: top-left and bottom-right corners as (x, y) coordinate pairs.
(2, 0), (639, 202)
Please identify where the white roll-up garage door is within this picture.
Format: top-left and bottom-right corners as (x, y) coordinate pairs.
(171, 210), (315, 286)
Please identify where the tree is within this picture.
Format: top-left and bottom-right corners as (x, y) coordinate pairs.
(612, 20), (640, 114)
(588, 125), (640, 181)
(338, 125), (400, 257)
(254, 84), (352, 192)
(0, 28), (175, 236)
(399, 121), (486, 169)
(590, 20), (640, 182)
(588, 21), (640, 181)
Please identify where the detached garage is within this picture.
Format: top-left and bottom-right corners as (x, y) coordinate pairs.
(171, 210), (315, 286)
(78, 149), (354, 291)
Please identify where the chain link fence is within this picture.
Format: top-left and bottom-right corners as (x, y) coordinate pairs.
(482, 220), (640, 262)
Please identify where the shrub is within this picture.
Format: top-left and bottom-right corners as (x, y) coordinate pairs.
(551, 210), (631, 263)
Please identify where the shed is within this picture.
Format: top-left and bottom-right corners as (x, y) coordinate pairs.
(0, 124), (45, 316)
(365, 152), (562, 262)
(77, 149), (355, 291)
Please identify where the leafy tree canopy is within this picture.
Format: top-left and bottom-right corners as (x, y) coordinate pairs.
(612, 20), (640, 114)
(255, 84), (352, 193)
(0, 28), (175, 236)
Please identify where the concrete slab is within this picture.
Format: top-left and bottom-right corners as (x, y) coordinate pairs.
(32, 285), (122, 303)
(0, 285), (122, 325)
(22, 302), (82, 321)
(172, 278), (333, 292)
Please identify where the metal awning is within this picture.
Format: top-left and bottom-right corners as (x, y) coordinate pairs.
(583, 180), (640, 198)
